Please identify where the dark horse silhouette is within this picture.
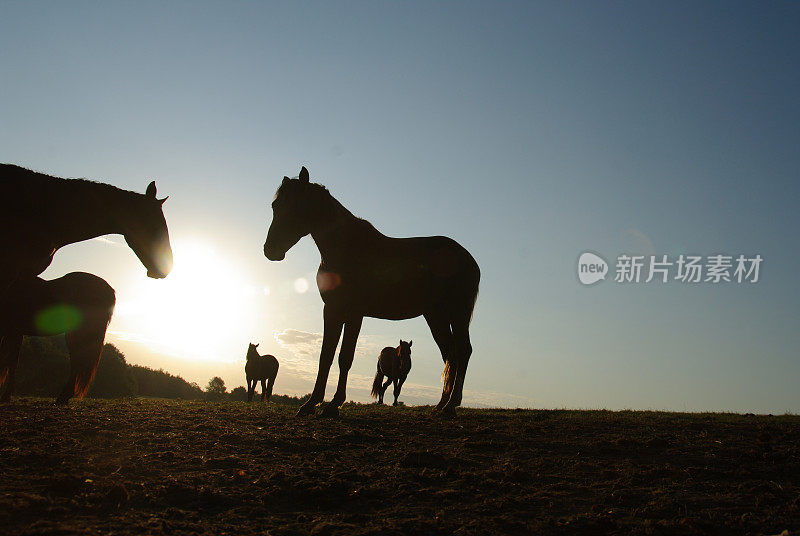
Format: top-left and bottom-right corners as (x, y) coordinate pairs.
(0, 273), (115, 403)
(264, 167), (480, 417)
(371, 339), (412, 406)
(245, 343), (279, 402)
(0, 163), (173, 402)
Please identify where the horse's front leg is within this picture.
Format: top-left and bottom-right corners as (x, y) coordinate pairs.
(394, 376), (406, 406)
(322, 315), (363, 417)
(296, 305), (344, 417)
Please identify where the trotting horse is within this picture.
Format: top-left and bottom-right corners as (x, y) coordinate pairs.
(371, 340), (412, 406)
(0, 163), (173, 402)
(245, 343), (279, 402)
(263, 167), (480, 417)
(0, 273), (116, 403)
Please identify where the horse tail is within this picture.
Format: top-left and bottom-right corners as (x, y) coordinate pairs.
(371, 366), (383, 398)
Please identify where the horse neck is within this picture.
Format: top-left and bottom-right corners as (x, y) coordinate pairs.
(310, 191), (381, 265)
(47, 180), (135, 248)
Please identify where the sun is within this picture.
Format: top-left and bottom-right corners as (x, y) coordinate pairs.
(115, 240), (260, 361)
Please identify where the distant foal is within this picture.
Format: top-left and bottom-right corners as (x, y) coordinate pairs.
(371, 339), (412, 406)
(245, 343), (279, 402)
(263, 167), (480, 417)
(0, 272), (116, 403)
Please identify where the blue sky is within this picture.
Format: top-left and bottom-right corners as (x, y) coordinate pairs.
(2, 1), (799, 412)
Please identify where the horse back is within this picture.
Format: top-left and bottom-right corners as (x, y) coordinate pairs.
(246, 353), (279, 380)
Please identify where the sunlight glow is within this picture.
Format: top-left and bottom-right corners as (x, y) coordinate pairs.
(115, 240), (260, 362)
(294, 278), (309, 294)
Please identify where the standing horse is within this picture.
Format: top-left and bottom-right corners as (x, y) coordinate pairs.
(371, 340), (412, 406)
(0, 273), (116, 403)
(245, 343), (279, 402)
(263, 167), (480, 417)
(0, 163), (173, 402)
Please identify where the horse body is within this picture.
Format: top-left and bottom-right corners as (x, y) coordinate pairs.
(264, 167), (479, 417)
(245, 343), (279, 402)
(371, 340), (412, 405)
(0, 272), (116, 403)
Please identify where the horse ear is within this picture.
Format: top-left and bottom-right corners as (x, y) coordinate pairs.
(409, 340), (412, 347)
(282, 176), (290, 183)
(146, 181), (157, 198)
(158, 196), (168, 205)
(255, 343), (259, 348)
(299, 166), (309, 184)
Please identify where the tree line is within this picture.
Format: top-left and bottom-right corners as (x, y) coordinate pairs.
(15, 336), (310, 405)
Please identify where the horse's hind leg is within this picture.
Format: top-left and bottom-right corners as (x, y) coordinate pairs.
(424, 312), (455, 411)
(441, 312), (473, 416)
(260, 379), (267, 402)
(58, 324), (107, 404)
(57, 279), (115, 405)
(0, 334), (23, 402)
(265, 375), (275, 401)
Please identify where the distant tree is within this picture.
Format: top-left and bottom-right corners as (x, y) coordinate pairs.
(205, 376), (227, 401)
(88, 344), (137, 398)
(229, 386), (247, 401)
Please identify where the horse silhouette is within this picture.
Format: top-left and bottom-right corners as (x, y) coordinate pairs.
(0, 273), (115, 403)
(0, 164), (173, 292)
(371, 339), (412, 406)
(0, 164), (173, 402)
(264, 167), (480, 417)
(245, 343), (279, 402)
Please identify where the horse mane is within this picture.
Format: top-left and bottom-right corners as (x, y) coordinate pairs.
(275, 178), (382, 237)
(2, 164), (144, 205)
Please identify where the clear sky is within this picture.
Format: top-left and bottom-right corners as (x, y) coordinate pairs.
(2, 1), (798, 412)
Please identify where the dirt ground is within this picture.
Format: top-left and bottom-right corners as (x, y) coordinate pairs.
(0, 399), (798, 535)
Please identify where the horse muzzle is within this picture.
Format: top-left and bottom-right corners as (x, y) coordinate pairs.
(264, 243), (285, 261)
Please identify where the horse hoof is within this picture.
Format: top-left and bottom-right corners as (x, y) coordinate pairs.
(296, 404), (316, 417)
(321, 404), (340, 418)
(440, 406), (457, 419)
(392, 401), (398, 407)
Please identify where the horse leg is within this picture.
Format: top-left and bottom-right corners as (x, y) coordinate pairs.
(0, 334), (23, 402)
(379, 377), (392, 404)
(424, 311), (455, 411)
(247, 379), (254, 402)
(392, 378), (400, 406)
(265, 375), (275, 401)
(58, 322), (109, 405)
(57, 282), (115, 405)
(441, 312), (473, 417)
(296, 305), (344, 417)
(322, 315), (363, 417)
(260, 379), (267, 402)
(395, 376), (407, 406)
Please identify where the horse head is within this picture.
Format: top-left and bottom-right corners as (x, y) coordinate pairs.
(264, 166), (317, 261)
(247, 342), (260, 361)
(121, 181), (173, 279)
(398, 339), (412, 365)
